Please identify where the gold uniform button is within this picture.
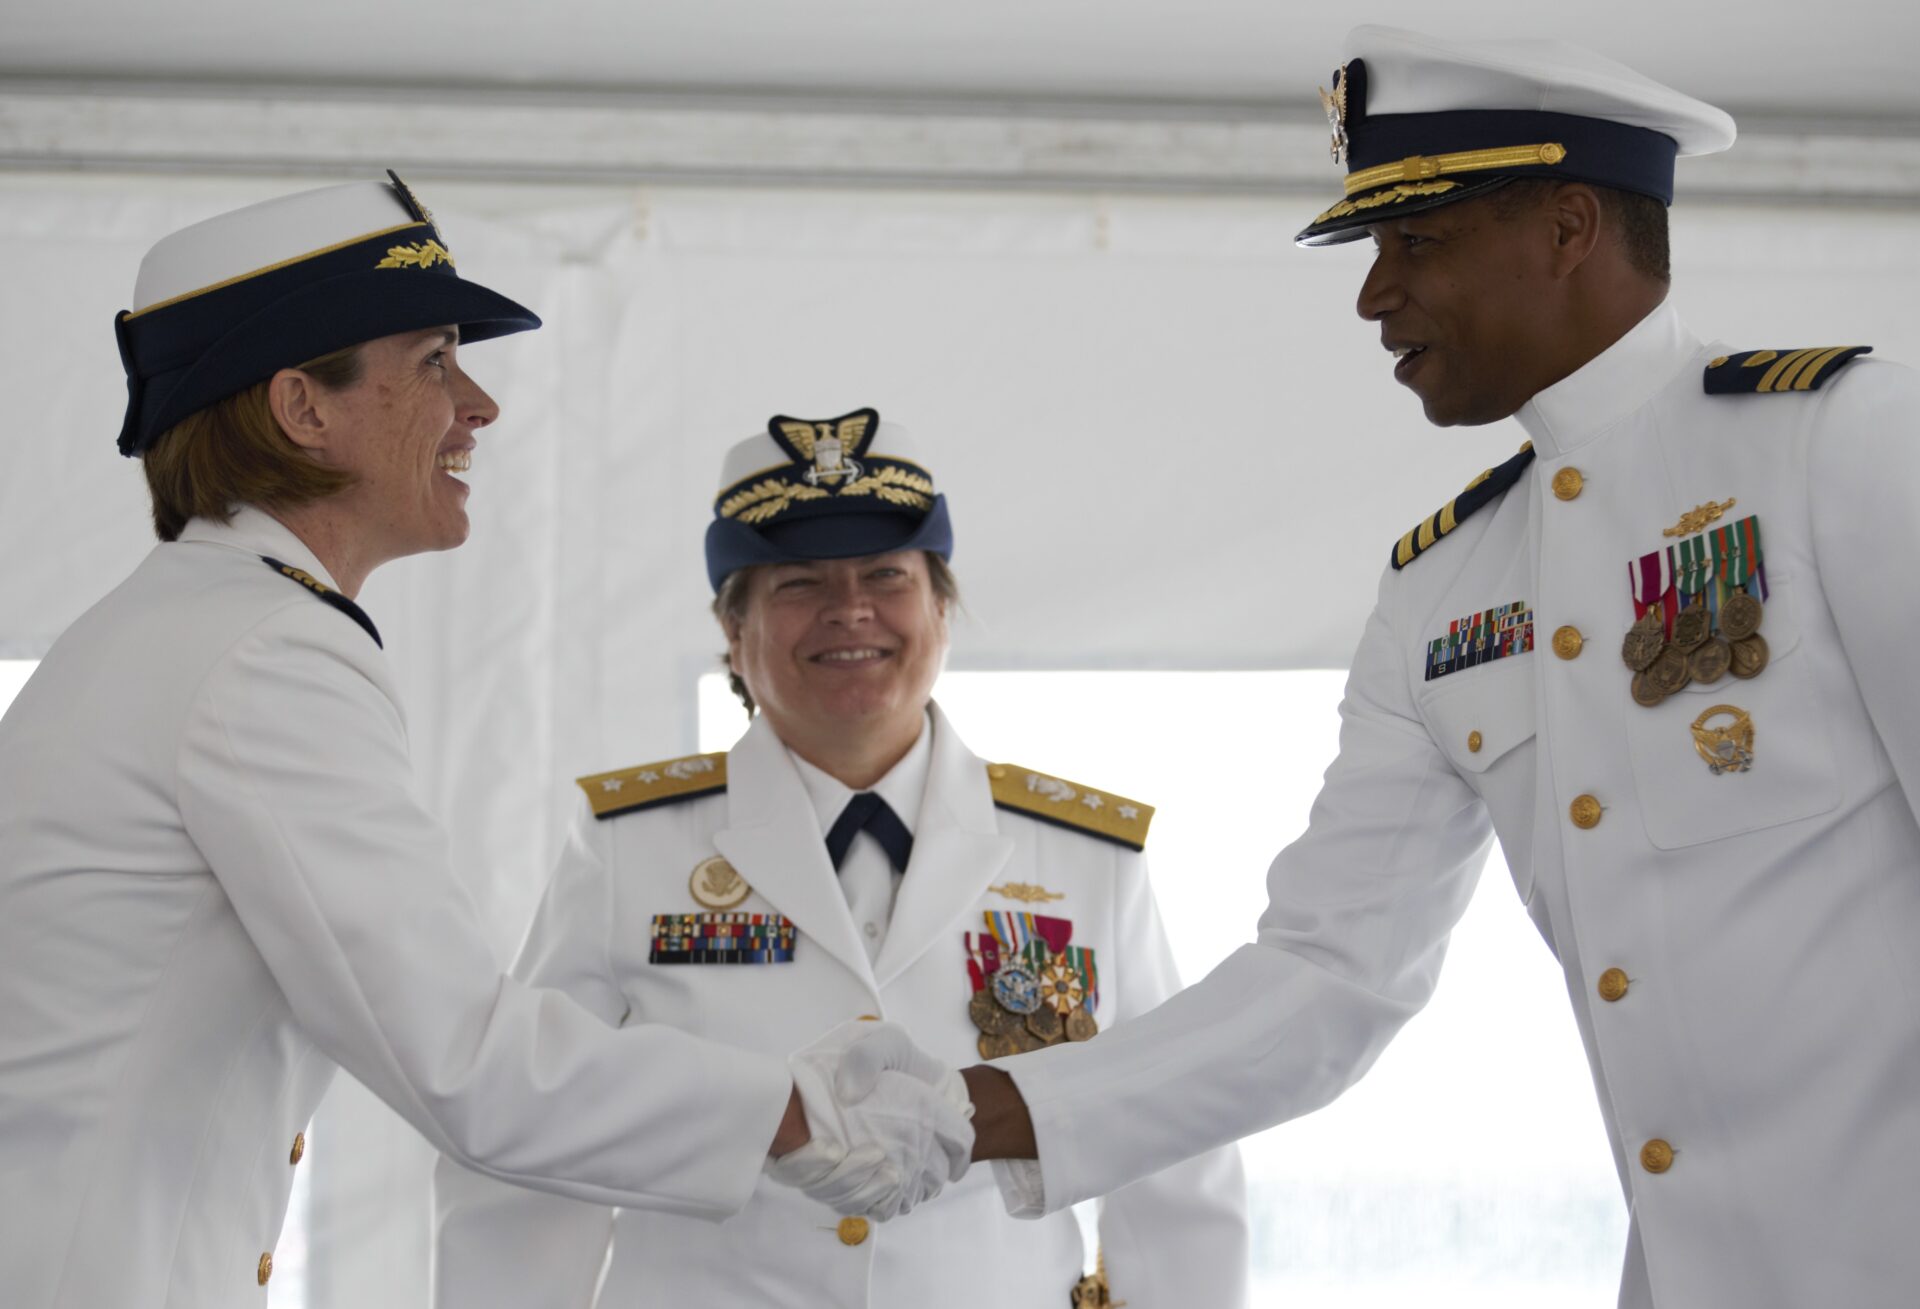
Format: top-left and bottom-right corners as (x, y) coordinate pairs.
(988, 765), (1008, 780)
(1640, 1139), (1674, 1174)
(837, 1216), (870, 1245)
(1551, 467), (1585, 501)
(258, 1253), (274, 1286)
(1597, 968), (1630, 1002)
(1467, 731), (1484, 754)
(1569, 794), (1603, 829)
(289, 1132), (306, 1166)
(857, 1014), (881, 1022)
(1552, 626), (1584, 660)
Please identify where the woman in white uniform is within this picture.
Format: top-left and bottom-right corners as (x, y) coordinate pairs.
(433, 410), (1248, 1308)
(0, 183), (965, 1309)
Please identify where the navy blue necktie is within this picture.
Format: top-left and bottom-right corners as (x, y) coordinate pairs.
(825, 792), (914, 874)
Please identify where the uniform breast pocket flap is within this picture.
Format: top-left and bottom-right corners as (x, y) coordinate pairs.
(1420, 656), (1538, 776)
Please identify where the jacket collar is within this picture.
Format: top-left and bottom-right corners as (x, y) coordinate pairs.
(710, 703), (1013, 994)
(1513, 299), (1703, 460)
(175, 504), (341, 592)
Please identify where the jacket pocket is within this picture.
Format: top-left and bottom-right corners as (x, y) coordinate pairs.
(1626, 574), (1839, 850)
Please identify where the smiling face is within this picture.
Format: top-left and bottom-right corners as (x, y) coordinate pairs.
(1357, 192), (1566, 427)
(308, 326), (498, 559)
(725, 551), (949, 764)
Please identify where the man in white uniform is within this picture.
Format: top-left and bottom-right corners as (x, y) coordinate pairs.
(433, 411), (1247, 1308)
(0, 181), (967, 1309)
(927, 27), (1920, 1309)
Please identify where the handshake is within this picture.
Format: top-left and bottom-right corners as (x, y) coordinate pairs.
(763, 1020), (983, 1220)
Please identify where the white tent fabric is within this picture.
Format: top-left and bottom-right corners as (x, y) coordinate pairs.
(3, 171), (1918, 1306)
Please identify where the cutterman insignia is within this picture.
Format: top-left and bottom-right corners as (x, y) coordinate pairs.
(578, 752), (727, 819)
(1704, 346), (1872, 395)
(986, 764), (1152, 850)
(1390, 441), (1536, 571)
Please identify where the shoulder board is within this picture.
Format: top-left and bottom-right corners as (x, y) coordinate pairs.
(987, 763), (1153, 851)
(577, 752), (728, 819)
(1390, 442), (1536, 572)
(260, 555), (381, 647)
(1704, 346), (1871, 395)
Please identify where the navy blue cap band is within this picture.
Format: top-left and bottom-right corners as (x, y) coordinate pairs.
(1352, 109), (1679, 204)
(705, 494), (953, 591)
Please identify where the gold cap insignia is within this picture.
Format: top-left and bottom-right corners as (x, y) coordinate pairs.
(1318, 64), (1351, 164)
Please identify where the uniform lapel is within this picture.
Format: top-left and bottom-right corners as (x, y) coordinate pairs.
(872, 704), (1014, 989)
(710, 718), (879, 994)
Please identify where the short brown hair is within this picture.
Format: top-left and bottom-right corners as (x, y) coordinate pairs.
(140, 345), (365, 542)
(712, 553), (960, 716)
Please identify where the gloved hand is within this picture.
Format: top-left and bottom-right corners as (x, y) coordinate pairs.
(765, 1020), (975, 1220)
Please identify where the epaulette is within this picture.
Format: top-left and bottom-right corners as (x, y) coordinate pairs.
(577, 752), (728, 819)
(1390, 442), (1536, 571)
(261, 555), (381, 647)
(1704, 346), (1871, 395)
(986, 763), (1153, 851)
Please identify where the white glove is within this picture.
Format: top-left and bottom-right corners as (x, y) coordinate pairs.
(765, 1020), (975, 1220)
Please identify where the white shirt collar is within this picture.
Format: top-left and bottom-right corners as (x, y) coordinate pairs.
(174, 504), (342, 592)
(786, 709), (935, 838)
(1513, 299), (1703, 460)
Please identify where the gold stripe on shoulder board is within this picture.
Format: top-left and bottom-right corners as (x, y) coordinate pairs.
(577, 752), (728, 818)
(986, 764), (1153, 850)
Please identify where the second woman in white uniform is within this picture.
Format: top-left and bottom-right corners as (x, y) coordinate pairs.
(434, 410), (1247, 1308)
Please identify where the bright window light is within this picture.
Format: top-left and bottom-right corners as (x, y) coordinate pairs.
(0, 661), (36, 715)
(701, 669), (1625, 1307)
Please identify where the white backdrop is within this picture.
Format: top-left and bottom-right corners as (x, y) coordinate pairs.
(3, 169), (1918, 1306)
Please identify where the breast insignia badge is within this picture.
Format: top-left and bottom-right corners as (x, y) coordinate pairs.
(1691, 706), (1756, 775)
(689, 856), (751, 910)
(1622, 511), (1768, 712)
(988, 881), (1065, 905)
(964, 912), (1100, 1058)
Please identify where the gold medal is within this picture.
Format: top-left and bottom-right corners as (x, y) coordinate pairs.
(1064, 1006), (1099, 1042)
(977, 1031), (1019, 1060)
(1024, 1003), (1063, 1044)
(1688, 636), (1732, 684)
(1629, 670), (1667, 708)
(1038, 958), (1086, 1015)
(1719, 591), (1763, 642)
(688, 856), (750, 910)
(1690, 704), (1755, 775)
(1730, 633), (1770, 679)
(1669, 606), (1711, 652)
(1648, 645), (1693, 695)
(969, 990), (1017, 1035)
(1620, 610), (1665, 672)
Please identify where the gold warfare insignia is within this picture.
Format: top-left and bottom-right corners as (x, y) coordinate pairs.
(376, 240), (454, 271)
(1664, 498), (1736, 538)
(989, 881), (1065, 905)
(689, 856), (751, 910)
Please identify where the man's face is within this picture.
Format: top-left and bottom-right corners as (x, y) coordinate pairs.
(727, 551), (948, 755)
(315, 326), (498, 557)
(1357, 194), (1558, 427)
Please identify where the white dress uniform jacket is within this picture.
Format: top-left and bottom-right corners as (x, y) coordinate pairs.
(995, 302), (1920, 1309)
(0, 508), (793, 1309)
(434, 705), (1247, 1309)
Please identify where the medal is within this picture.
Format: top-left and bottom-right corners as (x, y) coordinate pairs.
(990, 964), (1043, 1015)
(1024, 1003), (1064, 1044)
(1730, 633), (1770, 679)
(1669, 605), (1711, 652)
(1621, 609), (1665, 672)
(1064, 1006), (1099, 1042)
(1648, 645), (1692, 695)
(977, 1032), (1018, 1060)
(688, 856), (750, 910)
(1719, 590), (1763, 642)
(1690, 705), (1756, 775)
(1630, 670), (1667, 708)
(969, 990), (1019, 1036)
(1039, 958), (1086, 1014)
(1688, 636), (1732, 684)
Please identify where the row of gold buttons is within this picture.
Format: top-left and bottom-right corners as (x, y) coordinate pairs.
(258, 1132), (307, 1286)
